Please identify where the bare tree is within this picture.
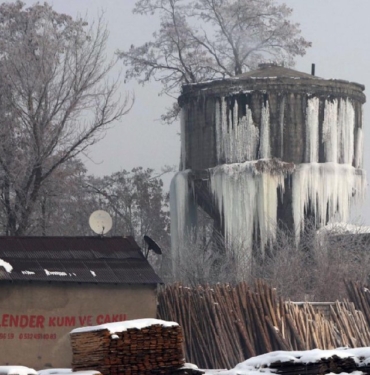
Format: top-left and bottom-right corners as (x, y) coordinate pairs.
(0, 1), (132, 235)
(118, 0), (311, 122)
(250, 224), (370, 301)
(31, 159), (95, 236)
(85, 167), (170, 242)
(172, 216), (370, 301)
(84, 167), (172, 277)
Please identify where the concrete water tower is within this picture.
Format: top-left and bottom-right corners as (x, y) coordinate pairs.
(170, 63), (366, 262)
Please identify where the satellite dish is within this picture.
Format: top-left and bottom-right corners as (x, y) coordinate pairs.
(143, 235), (162, 258)
(89, 210), (113, 235)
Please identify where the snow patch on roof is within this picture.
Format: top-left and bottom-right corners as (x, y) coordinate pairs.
(44, 269), (67, 277)
(71, 318), (179, 334)
(0, 259), (13, 273)
(21, 270), (35, 275)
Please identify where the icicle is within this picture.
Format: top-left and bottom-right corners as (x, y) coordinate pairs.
(259, 101), (270, 158)
(355, 127), (364, 168)
(210, 161), (285, 258)
(305, 97), (319, 162)
(242, 107), (259, 160)
(246, 107), (260, 160)
(228, 99), (238, 162)
(180, 108), (186, 170)
(279, 96), (285, 158)
(221, 98), (228, 161)
(215, 99), (222, 162)
(322, 99), (338, 162)
(257, 172), (286, 251)
(233, 99), (242, 162)
(322, 98), (355, 165)
(170, 170), (197, 272)
(338, 98), (355, 164)
(215, 96), (259, 163)
(292, 163), (366, 236)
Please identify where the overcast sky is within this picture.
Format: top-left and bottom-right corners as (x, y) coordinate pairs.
(22, 0), (370, 224)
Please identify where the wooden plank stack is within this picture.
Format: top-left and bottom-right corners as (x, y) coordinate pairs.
(245, 348), (370, 375)
(345, 279), (370, 326)
(268, 355), (359, 375)
(70, 319), (185, 375)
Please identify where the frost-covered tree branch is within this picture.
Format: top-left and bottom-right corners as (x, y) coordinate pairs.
(118, 0), (311, 122)
(83, 168), (171, 275)
(0, 1), (133, 235)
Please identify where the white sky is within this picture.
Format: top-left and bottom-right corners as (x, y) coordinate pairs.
(22, 0), (370, 223)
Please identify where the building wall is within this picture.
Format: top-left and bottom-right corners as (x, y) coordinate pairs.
(0, 283), (157, 369)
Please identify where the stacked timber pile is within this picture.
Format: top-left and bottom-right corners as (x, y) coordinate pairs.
(70, 318), (185, 375)
(346, 279), (370, 326)
(158, 281), (370, 369)
(285, 300), (370, 349)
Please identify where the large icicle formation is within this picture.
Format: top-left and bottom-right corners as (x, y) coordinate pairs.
(211, 95), (365, 235)
(292, 163), (366, 235)
(212, 96), (362, 166)
(173, 92), (366, 257)
(210, 161), (287, 258)
(216, 98), (260, 163)
(322, 98), (355, 164)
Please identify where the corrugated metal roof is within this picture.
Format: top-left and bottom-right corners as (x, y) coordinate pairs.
(0, 236), (162, 285)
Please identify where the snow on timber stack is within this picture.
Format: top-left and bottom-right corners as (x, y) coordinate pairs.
(70, 319), (185, 375)
(224, 348), (370, 375)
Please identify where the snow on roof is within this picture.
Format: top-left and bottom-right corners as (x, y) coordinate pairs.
(0, 366), (37, 375)
(44, 270), (67, 277)
(0, 259), (13, 273)
(0, 237), (162, 285)
(70, 318), (179, 334)
(22, 270), (35, 275)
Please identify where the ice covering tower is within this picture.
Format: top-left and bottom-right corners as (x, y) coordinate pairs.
(170, 63), (366, 263)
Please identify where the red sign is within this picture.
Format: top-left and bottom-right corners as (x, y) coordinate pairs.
(0, 313), (128, 340)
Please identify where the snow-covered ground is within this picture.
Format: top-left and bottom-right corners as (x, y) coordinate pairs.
(9, 319), (370, 375)
(6, 347), (370, 375)
(0, 367), (37, 375)
(38, 371), (98, 375)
